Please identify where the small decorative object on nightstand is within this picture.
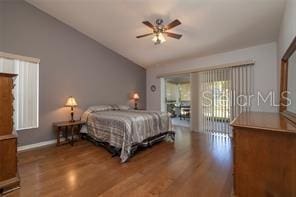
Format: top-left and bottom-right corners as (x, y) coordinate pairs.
(65, 96), (78, 122)
(53, 120), (85, 146)
(133, 93), (140, 110)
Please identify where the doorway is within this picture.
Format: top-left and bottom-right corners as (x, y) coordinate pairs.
(161, 74), (191, 128)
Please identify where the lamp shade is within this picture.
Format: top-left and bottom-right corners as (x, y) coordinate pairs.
(65, 96), (78, 107)
(133, 93), (140, 100)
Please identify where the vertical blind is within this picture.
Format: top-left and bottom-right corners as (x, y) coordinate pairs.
(0, 57), (39, 130)
(230, 65), (254, 121)
(198, 64), (253, 136)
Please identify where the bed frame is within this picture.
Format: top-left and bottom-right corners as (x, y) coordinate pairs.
(82, 131), (175, 160)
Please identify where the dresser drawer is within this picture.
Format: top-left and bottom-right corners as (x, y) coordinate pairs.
(0, 137), (17, 182)
(0, 102), (13, 134)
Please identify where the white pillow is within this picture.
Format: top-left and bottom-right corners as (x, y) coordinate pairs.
(118, 105), (130, 110)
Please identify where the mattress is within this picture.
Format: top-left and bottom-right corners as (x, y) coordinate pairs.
(81, 108), (172, 162)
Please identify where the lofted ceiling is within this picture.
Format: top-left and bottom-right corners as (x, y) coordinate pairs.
(26, 0), (286, 68)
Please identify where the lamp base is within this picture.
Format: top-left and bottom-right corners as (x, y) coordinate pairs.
(70, 110), (75, 122)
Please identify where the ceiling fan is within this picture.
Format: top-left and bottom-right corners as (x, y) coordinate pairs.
(136, 19), (182, 45)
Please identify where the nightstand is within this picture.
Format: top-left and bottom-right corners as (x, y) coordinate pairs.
(53, 120), (85, 146)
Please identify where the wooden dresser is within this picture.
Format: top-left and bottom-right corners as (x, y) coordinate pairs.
(0, 73), (19, 194)
(231, 112), (296, 197)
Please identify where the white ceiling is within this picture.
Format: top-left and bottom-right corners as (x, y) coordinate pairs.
(26, 0), (286, 68)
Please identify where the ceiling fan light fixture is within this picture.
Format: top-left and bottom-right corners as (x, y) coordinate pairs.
(137, 19), (182, 44)
(152, 33), (166, 44)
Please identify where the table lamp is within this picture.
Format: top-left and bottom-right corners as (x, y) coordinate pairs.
(133, 93), (140, 110)
(65, 96), (78, 122)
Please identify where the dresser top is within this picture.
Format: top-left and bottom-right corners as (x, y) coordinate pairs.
(231, 112), (296, 134)
(0, 72), (17, 77)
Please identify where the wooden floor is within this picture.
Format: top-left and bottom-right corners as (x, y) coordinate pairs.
(7, 127), (233, 197)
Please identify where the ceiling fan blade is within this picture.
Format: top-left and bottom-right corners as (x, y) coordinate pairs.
(136, 33), (153, 38)
(165, 19), (181, 30)
(164, 32), (182, 39)
(142, 21), (155, 29)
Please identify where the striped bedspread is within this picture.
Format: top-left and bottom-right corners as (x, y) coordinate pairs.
(83, 109), (172, 162)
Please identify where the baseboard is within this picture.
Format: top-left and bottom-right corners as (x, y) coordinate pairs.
(17, 138), (64, 152)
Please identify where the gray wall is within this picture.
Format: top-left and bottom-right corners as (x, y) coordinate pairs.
(1, 0), (146, 146)
(0, 2), (3, 51)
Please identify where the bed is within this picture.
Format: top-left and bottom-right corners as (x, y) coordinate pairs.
(80, 105), (175, 162)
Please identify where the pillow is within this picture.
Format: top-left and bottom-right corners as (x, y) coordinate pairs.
(110, 104), (120, 111)
(88, 105), (112, 112)
(118, 105), (130, 110)
(81, 105), (112, 122)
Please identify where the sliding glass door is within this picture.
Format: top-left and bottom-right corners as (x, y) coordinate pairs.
(192, 64), (254, 136)
(199, 69), (231, 135)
